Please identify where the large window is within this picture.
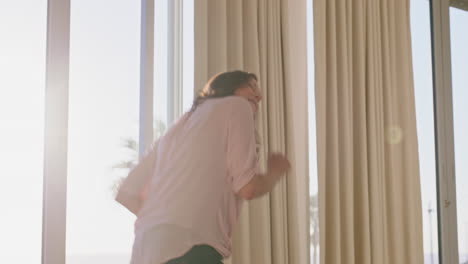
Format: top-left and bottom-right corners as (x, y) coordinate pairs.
(449, 5), (468, 263)
(0, 1), (198, 261)
(0, 1), (47, 263)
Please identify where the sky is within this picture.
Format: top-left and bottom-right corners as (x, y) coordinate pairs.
(450, 6), (468, 262)
(0, 1), (47, 263)
(0, 0), (466, 263)
(410, 0), (440, 259)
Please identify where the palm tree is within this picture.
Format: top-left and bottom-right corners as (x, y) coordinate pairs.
(112, 119), (166, 169)
(110, 119), (166, 194)
(111, 137), (139, 170)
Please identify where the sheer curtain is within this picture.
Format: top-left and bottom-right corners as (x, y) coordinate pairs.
(194, 0), (309, 263)
(313, 0), (424, 263)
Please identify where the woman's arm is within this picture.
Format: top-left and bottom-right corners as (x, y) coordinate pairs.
(237, 153), (290, 200)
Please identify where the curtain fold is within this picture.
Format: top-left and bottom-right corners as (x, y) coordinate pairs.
(314, 0), (424, 263)
(195, 0), (309, 263)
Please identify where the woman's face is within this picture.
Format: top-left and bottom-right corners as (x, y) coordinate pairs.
(234, 78), (262, 113)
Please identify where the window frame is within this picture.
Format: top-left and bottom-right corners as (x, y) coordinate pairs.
(430, 0), (460, 263)
(41, 0), (70, 263)
(167, 0), (184, 125)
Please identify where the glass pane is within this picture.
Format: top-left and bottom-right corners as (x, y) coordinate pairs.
(67, 1), (141, 263)
(410, 0), (440, 263)
(154, 0), (169, 133)
(449, 5), (468, 263)
(183, 0), (194, 112)
(0, 1), (47, 263)
(307, 0), (319, 262)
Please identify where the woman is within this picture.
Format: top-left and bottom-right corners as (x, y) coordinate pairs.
(118, 70), (291, 264)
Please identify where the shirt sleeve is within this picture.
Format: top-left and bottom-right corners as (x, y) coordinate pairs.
(226, 97), (259, 193)
(115, 139), (159, 213)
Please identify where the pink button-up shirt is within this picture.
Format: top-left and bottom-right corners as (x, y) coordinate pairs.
(119, 96), (259, 263)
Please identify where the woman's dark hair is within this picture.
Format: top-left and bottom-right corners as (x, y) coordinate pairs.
(190, 70), (258, 112)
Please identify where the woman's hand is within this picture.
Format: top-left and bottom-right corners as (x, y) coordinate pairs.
(237, 153), (291, 200)
(267, 153), (291, 179)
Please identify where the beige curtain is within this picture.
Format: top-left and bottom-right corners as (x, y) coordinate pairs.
(194, 0), (309, 263)
(314, 0), (424, 263)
